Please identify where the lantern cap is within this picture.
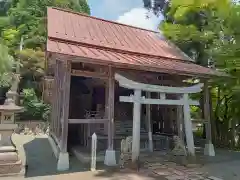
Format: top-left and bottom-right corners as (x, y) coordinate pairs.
(0, 98), (24, 113)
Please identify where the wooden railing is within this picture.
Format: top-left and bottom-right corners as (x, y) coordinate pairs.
(69, 110), (108, 124)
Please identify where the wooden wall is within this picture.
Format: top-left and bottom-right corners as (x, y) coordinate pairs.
(49, 60), (192, 150)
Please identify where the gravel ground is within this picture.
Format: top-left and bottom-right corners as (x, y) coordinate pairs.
(199, 150), (240, 180)
(1, 134), (240, 180)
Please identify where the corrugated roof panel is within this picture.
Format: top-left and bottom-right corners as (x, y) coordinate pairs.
(47, 7), (191, 61)
(47, 39), (221, 77)
(46, 8), (225, 77)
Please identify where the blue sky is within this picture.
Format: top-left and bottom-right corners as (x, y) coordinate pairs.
(88, 0), (163, 31)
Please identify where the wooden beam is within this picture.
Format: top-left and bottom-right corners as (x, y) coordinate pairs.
(71, 69), (108, 79)
(104, 80), (109, 134)
(119, 96), (200, 106)
(50, 67), (57, 134)
(107, 66), (115, 149)
(115, 73), (204, 94)
(53, 53), (215, 79)
(55, 61), (61, 138)
(68, 119), (109, 124)
(116, 70), (189, 87)
(105, 81), (109, 118)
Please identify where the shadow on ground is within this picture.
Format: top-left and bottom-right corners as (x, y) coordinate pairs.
(23, 137), (94, 178)
(23, 137), (165, 180)
(21, 136), (240, 180)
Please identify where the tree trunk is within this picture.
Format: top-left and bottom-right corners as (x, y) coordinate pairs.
(230, 114), (237, 149)
(200, 91), (206, 139)
(211, 87), (220, 144)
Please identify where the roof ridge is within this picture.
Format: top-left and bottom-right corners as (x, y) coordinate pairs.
(48, 37), (192, 63)
(49, 7), (159, 34)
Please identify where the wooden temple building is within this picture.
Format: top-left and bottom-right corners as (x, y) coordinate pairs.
(45, 7), (221, 171)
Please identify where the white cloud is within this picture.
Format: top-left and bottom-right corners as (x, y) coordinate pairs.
(88, 0), (142, 20)
(117, 8), (163, 31)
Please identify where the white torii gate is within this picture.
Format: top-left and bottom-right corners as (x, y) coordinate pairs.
(115, 73), (209, 162)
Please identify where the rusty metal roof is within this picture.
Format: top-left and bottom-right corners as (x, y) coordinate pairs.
(47, 7), (222, 77)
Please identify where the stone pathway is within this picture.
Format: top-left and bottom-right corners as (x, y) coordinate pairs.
(145, 162), (215, 180)
(140, 152), (223, 180)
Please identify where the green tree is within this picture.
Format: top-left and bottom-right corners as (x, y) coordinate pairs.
(16, 48), (45, 96)
(161, 0), (231, 66)
(0, 0), (90, 120)
(0, 0), (12, 16)
(143, 0), (169, 15)
(0, 0), (90, 89)
(4, 0), (90, 50)
(160, 0), (240, 148)
(0, 44), (14, 87)
(209, 4), (240, 147)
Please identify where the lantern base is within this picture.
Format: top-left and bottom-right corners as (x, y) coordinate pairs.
(104, 149), (116, 166)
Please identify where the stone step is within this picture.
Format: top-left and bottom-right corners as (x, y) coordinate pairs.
(0, 152), (19, 164)
(0, 160), (22, 175)
(0, 146), (16, 153)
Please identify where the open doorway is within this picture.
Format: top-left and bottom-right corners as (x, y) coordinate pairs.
(67, 75), (107, 151)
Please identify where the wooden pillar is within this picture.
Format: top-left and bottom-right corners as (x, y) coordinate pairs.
(203, 81), (212, 144)
(55, 61), (61, 139)
(132, 89), (141, 162)
(146, 92), (153, 152)
(104, 81), (109, 135)
(50, 66), (57, 135)
(107, 66), (115, 150)
(104, 66), (116, 166)
(56, 61), (71, 171)
(203, 81), (215, 156)
(60, 61), (71, 153)
(183, 93), (195, 157)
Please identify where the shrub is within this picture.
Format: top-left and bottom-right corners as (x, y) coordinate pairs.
(21, 88), (50, 121)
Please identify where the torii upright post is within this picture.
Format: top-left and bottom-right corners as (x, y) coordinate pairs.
(132, 89), (142, 162)
(183, 94), (195, 157)
(146, 92), (153, 152)
(115, 73), (204, 161)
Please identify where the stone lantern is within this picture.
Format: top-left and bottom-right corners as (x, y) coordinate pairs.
(0, 98), (23, 124)
(0, 74), (24, 176)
